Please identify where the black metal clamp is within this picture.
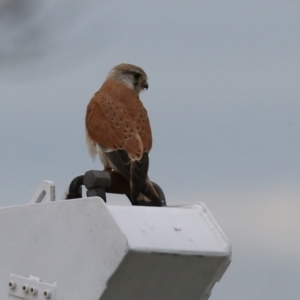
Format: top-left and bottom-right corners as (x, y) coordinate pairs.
(66, 170), (166, 207)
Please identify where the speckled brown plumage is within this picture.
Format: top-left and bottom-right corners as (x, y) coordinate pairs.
(86, 80), (152, 159)
(85, 63), (162, 206)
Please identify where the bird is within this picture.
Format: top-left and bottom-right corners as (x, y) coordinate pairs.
(85, 63), (162, 206)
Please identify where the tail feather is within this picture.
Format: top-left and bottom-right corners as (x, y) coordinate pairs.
(130, 153), (149, 203)
(141, 178), (162, 205)
(105, 149), (162, 206)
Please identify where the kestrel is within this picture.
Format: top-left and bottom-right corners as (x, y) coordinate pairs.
(85, 63), (162, 206)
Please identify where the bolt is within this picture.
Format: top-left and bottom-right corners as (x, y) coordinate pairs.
(8, 281), (16, 290)
(44, 290), (52, 299)
(22, 284), (29, 293)
(30, 286), (38, 295)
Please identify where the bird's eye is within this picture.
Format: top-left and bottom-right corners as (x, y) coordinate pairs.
(133, 72), (141, 79)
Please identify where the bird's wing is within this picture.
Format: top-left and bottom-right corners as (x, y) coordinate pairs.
(86, 81), (152, 158)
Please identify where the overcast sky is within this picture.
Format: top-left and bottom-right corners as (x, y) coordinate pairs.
(1, 1), (300, 299)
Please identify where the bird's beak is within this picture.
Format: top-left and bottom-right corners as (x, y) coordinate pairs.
(142, 82), (149, 90)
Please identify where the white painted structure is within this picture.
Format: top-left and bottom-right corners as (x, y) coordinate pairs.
(0, 181), (231, 300)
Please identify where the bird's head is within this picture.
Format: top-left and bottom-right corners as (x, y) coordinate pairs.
(106, 63), (148, 95)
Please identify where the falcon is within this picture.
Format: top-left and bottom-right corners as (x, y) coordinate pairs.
(85, 63), (162, 206)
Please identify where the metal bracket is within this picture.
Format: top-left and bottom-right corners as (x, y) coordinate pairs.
(29, 181), (55, 204)
(29, 171), (166, 206)
(8, 274), (57, 299)
(66, 170), (167, 206)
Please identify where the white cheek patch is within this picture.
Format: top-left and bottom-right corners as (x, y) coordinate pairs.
(120, 74), (135, 90)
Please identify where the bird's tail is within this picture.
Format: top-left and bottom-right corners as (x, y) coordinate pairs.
(140, 179), (163, 206)
(130, 154), (149, 203)
(130, 154), (163, 206)
(105, 150), (163, 206)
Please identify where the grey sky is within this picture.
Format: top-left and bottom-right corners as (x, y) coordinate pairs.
(1, 1), (300, 299)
